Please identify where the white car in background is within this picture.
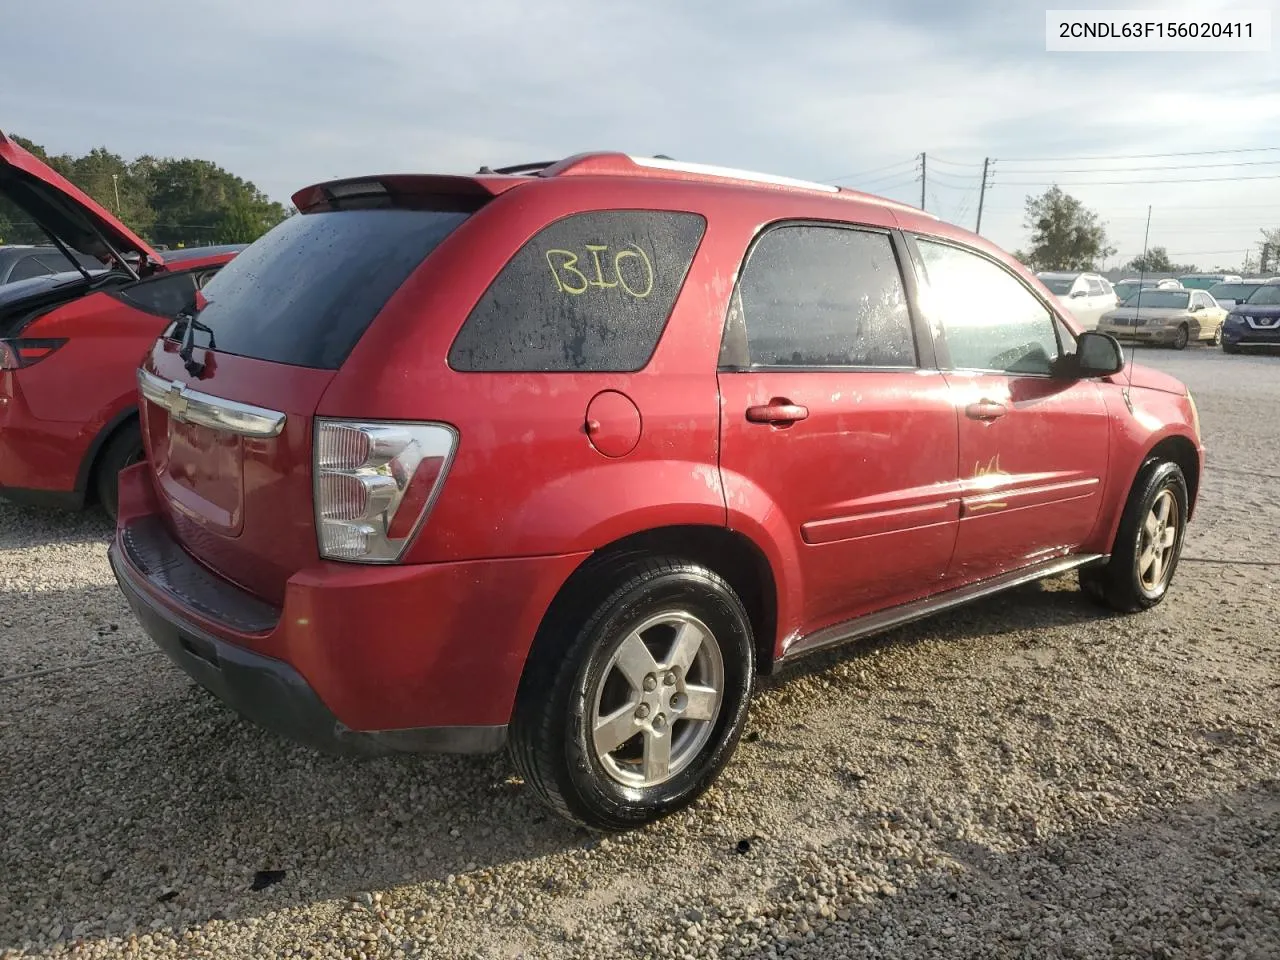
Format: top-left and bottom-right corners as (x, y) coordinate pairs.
(1113, 277), (1183, 302)
(1036, 271), (1119, 330)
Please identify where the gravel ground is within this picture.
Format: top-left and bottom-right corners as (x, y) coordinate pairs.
(1, 345), (1277, 960)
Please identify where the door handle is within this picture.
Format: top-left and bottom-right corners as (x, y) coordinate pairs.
(965, 399), (1007, 422)
(746, 399), (809, 425)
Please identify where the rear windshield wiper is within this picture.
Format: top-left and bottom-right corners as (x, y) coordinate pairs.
(177, 313), (217, 377)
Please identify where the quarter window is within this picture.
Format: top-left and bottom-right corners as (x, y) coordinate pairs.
(449, 211), (706, 372)
(915, 239), (1060, 375)
(726, 225), (916, 368)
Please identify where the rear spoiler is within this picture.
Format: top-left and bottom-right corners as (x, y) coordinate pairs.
(291, 174), (526, 214)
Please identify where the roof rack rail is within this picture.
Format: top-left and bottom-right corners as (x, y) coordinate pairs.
(474, 161), (558, 176)
(535, 152), (839, 194)
(469, 153), (938, 217)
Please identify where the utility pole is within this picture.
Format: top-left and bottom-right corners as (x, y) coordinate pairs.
(111, 174), (121, 212)
(975, 157), (991, 235)
(919, 153), (927, 210)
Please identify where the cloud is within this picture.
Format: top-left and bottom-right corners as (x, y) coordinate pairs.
(2, 0), (1277, 265)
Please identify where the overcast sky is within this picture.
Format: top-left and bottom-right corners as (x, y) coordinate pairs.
(4, 0), (1278, 270)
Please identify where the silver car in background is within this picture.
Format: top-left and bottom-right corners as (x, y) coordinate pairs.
(1097, 288), (1227, 349)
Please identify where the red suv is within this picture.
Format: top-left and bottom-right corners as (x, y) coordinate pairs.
(109, 153), (1203, 829)
(0, 131), (240, 516)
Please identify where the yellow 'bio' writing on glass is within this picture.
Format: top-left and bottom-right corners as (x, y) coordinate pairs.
(546, 243), (655, 299)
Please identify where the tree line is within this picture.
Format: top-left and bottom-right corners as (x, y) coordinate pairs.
(0, 134), (289, 249)
(1014, 185), (1279, 275)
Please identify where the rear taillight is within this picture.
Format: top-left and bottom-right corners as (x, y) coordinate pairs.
(314, 419), (457, 563)
(0, 339), (67, 369)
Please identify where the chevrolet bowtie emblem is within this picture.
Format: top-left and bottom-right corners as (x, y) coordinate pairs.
(166, 381), (190, 422)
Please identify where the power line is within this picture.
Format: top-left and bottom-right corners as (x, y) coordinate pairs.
(824, 157), (918, 182)
(997, 146), (1280, 162)
(998, 158), (1280, 175)
(980, 203), (1280, 214)
(992, 173), (1280, 186)
(928, 156), (984, 169)
(1164, 248), (1265, 257)
(847, 167), (928, 189)
(847, 176), (920, 194)
(928, 167), (983, 184)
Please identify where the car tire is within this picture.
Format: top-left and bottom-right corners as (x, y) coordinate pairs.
(1211, 324), (1222, 347)
(1079, 459), (1189, 614)
(1172, 324), (1190, 350)
(509, 557), (755, 831)
(94, 421), (144, 523)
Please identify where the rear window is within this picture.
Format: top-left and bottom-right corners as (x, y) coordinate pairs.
(448, 210), (706, 372)
(194, 209), (470, 369)
(1209, 283), (1259, 300)
(1039, 276), (1075, 295)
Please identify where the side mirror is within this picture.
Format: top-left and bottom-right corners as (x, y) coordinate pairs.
(1075, 331), (1125, 377)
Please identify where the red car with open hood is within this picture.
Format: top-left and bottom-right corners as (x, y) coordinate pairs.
(108, 153), (1204, 829)
(0, 130), (242, 517)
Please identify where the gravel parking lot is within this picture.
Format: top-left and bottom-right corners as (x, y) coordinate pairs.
(2, 347), (1277, 960)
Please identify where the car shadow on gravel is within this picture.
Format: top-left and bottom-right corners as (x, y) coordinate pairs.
(0, 573), (1121, 951)
(0, 499), (112, 551)
(1, 628), (598, 950)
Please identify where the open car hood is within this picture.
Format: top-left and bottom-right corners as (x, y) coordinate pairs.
(0, 129), (164, 271)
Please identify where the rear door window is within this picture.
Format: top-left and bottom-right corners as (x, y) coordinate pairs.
(720, 224), (916, 368)
(195, 209), (471, 369)
(448, 210), (706, 372)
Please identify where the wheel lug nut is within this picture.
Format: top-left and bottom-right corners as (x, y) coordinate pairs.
(653, 714), (667, 732)
(643, 674), (657, 691)
(635, 704), (650, 720)
(663, 671), (676, 686)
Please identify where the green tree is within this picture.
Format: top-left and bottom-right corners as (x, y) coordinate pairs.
(1262, 227), (1280, 273)
(1125, 247), (1175, 273)
(1018, 186), (1115, 271)
(0, 133), (286, 249)
(146, 157), (285, 247)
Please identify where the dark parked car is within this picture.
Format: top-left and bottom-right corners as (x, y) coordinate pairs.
(1222, 282), (1280, 353)
(0, 129), (243, 516)
(0, 244), (103, 285)
(109, 152), (1203, 830)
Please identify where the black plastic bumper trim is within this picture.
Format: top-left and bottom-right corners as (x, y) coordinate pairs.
(119, 516), (279, 634)
(108, 537), (507, 756)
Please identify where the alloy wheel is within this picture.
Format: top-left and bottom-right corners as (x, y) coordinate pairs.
(1137, 489), (1179, 592)
(589, 611), (724, 788)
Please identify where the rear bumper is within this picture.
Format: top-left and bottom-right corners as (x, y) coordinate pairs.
(110, 541), (504, 755)
(110, 463), (589, 754)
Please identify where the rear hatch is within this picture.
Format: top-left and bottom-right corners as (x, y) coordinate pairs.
(0, 129), (164, 272)
(138, 184), (489, 605)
